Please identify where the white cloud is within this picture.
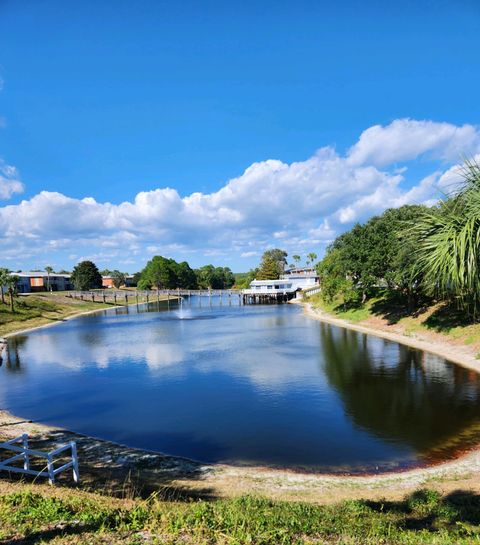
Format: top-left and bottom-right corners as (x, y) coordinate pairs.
(1, 118), (480, 268)
(347, 119), (480, 167)
(0, 160), (24, 200)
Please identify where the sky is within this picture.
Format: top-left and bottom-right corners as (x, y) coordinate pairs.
(0, 0), (480, 273)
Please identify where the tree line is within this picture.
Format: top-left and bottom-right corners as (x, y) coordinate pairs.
(316, 159), (480, 320)
(68, 258), (236, 291)
(136, 257), (235, 290)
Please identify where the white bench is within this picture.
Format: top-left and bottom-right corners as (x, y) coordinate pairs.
(0, 434), (79, 484)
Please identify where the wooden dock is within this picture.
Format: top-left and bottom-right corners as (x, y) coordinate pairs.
(67, 288), (298, 305)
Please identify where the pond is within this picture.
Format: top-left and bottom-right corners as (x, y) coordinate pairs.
(1, 298), (480, 473)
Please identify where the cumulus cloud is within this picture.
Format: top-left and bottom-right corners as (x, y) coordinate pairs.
(1, 118), (480, 268)
(347, 119), (480, 167)
(0, 160), (24, 200)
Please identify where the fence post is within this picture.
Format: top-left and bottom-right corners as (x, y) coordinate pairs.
(22, 434), (29, 471)
(47, 454), (55, 485)
(71, 442), (80, 483)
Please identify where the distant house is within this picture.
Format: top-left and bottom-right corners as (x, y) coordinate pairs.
(124, 275), (136, 287)
(13, 272), (73, 293)
(281, 267), (319, 290)
(102, 276), (115, 288)
(102, 275), (136, 288)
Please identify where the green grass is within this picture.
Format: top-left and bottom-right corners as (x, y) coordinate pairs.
(308, 291), (480, 349)
(0, 291), (164, 336)
(1, 487), (480, 544)
(0, 294), (114, 336)
(309, 294), (375, 323)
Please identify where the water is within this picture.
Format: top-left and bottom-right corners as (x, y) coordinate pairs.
(1, 297), (480, 473)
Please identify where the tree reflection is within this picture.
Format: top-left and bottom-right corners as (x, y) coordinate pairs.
(319, 322), (480, 457)
(2, 336), (27, 373)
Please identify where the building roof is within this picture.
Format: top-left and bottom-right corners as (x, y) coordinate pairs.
(13, 272), (71, 278)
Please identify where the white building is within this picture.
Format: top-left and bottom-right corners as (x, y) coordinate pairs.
(242, 267), (319, 302)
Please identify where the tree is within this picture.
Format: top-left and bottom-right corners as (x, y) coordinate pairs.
(175, 261), (198, 289)
(0, 268), (10, 305)
(414, 159), (480, 318)
(222, 267), (235, 289)
(5, 274), (19, 312)
(292, 255), (301, 268)
(257, 255), (280, 280)
(138, 256), (177, 290)
(262, 249), (288, 275)
(307, 252), (317, 268)
(131, 272), (141, 287)
(110, 270), (126, 289)
(71, 261), (102, 291)
(316, 204), (428, 308)
(45, 266), (53, 291)
(234, 269), (258, 289)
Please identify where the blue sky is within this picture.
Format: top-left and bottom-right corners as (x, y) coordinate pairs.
(1, 0), (479, 272)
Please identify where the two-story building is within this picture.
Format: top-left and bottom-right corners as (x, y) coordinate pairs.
(12, 272), (73, 293)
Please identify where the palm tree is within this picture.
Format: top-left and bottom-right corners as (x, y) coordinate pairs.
(5, 275), (19, 312)
(0, 268), (10, 305)
(307, 252), (318, 268)
(45, 266), (53, 292)
(292, 255), (301, 269)
(414, 159), (480, 318)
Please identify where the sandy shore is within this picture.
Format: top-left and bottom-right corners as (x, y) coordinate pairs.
(1, 408), (480, 504)
(1, 299), (480, 503)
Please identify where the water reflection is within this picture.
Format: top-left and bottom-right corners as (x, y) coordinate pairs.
(0, 336), (26, 373)
(1, 301), (480, 472)
(319, 323), (480, 460)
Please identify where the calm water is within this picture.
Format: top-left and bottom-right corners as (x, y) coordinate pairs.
(2, 298), (480, 473)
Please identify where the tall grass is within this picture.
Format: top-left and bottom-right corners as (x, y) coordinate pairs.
(1, 488), (480, 544)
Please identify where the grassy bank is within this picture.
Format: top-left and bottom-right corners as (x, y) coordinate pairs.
(308, 291), (480, 358)
(0, 291), (179, 337)
(1, 482), (479, 544)
(0, 293), (118, 337)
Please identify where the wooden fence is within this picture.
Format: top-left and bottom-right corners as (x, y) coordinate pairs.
(67, 289), (242, 305)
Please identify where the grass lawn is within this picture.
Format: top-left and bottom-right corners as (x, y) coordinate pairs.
(308, 291), (480, 353)
(1, 483), (480, 544)
(0, 293), (118, 337)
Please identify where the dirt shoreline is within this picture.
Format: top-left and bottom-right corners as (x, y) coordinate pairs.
(1, 299), (480, 503)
